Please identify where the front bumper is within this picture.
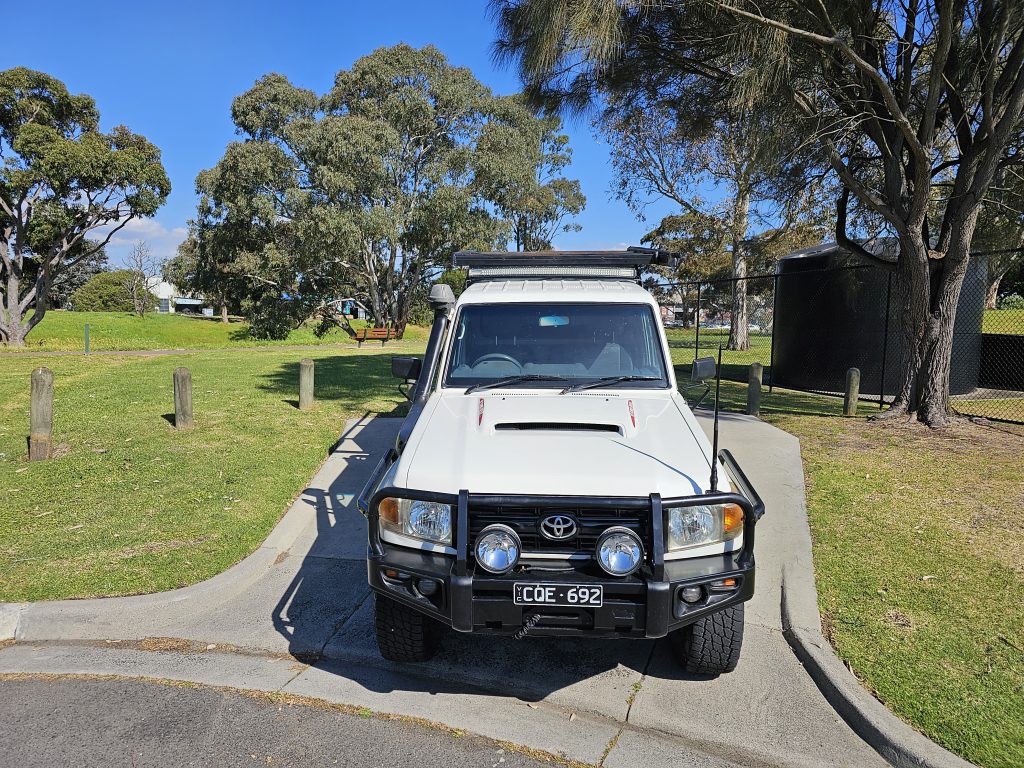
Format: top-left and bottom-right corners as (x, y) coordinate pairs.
(360, 449), (764, 639)
(368, 546), (754, 638)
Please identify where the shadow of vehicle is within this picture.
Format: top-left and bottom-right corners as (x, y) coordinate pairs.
(270, 417), (708, 710)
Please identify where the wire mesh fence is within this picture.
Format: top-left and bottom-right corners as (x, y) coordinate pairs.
(663, 255), (1024, 424)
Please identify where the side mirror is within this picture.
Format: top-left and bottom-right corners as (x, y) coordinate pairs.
(691, 356), (716, 382)
(391, 356), (422, 381)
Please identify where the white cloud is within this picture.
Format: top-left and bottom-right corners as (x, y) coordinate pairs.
(92, 218), (188, 267)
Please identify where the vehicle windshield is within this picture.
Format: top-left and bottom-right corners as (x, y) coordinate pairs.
(444, 302), (670, 390)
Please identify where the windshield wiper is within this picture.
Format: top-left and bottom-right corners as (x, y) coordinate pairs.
(464, 374), (569, 394)
(560, 375), (662, 395)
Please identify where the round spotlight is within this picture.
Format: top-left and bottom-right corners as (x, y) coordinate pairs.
(595, 526), (644, 576)
(475, 524), (521, 574)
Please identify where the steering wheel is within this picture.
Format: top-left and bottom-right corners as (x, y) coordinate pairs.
(471, 353), (522, 371)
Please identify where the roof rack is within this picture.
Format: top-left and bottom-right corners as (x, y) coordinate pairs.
(453, 246), (677, 284)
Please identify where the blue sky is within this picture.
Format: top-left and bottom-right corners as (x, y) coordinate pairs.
(4, 1), (675, 267)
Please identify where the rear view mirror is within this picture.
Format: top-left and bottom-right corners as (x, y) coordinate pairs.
(691, 356), (717, 382)
(391, 356), (421, 381)
(539, 315), (569, 327)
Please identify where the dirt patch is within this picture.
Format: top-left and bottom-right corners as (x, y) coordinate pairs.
(883, 608), (914, 630)
(114, 535), (213, 560)
(136, 636), (196, 653)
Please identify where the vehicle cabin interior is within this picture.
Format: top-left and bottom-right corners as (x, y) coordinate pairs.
(445, 302), (668, 384)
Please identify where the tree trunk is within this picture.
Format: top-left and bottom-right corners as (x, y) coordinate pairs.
(1, 269), (29, 347)
(985, 252), (1018, 309)
(727, 188), (751, 351)
(221, 304), (229, 323)
(881, 235), (932, 420)
(986, 275), (1001, 310)
(917, 212), (981, 427)
(883, 215), (980, 428)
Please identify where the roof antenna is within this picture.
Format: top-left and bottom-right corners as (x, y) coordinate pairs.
(709, 344), (723, 493)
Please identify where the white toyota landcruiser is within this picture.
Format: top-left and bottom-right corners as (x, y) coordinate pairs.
(358, 248), (763, 675)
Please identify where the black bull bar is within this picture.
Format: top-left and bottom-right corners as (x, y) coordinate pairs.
(359, 449), (764, 636)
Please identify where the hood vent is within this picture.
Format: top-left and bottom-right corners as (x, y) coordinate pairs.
(495, 421), (622, 434)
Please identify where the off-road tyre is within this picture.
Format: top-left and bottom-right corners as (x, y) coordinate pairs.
(670, 604), (744, 675)
(374, 593), (441, 662)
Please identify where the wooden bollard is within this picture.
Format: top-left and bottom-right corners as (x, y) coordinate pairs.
(298, 358), (314, 411)
(746, 362), (763, 417)
(844, 367), (861, 416)
(173, 367), (194, 429)
(28, 367), (54, 461)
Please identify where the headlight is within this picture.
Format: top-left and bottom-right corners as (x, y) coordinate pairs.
(666, 503), (743, 551)
(378, 498), (452, 545)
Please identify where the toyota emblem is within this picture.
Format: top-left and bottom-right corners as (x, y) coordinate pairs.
(539, 514), (578, 541)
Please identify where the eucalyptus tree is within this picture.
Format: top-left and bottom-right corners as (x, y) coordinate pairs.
(492, 0), (1024, 427)
(476, 97), (585, 250)
(602, 95), (826, 349)
(192, 45), (579, 337)
(0, 67), (170, 345)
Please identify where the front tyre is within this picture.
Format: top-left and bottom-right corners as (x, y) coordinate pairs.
(374, 593), (441, 662)
(669, 604), (744, 675)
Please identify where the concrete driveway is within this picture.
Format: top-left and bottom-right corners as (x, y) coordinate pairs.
(0, 414), (888, 768)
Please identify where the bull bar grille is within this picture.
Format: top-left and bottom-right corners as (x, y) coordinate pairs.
(468, 506), (652, 557)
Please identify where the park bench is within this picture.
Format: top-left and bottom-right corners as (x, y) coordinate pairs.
(356, 326), (400, 347)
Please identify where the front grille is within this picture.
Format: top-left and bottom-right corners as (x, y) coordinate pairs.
(468, 505), (651, 556)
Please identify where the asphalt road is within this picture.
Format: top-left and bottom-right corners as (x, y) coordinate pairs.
(0, 676), (548, 768)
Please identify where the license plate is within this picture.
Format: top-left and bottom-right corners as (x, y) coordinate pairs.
(513, 582), (603, 607)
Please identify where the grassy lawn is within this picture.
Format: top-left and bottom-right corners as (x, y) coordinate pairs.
(766, 414), (1024, 768)
(665, 326), (774, 382)
(0, 347), (410, 601)
(983, 308), (1024, 335)
(668, 345), (1022, 767)
(0, 311), (429, 353)
(952, 397), (1024, 422)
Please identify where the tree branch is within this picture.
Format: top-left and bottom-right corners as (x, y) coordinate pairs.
(835, 187), (897, 271)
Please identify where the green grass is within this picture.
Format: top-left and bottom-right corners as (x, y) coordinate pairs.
(767, 413), (1024, 768)
(0, 347), (414, 601)
(983, 309), (1024, 335)
(952, 397), (1024, 422)
(1, 311), (430, 353)
(665, 326), (773, 381)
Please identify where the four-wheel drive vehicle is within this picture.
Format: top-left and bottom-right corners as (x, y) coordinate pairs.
(358, 248), (763, 674)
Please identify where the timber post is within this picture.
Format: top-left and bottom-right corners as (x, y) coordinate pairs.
(747, 362), (763, 417)
(844, 367), (861, 417)
(28, 367), (54, 461)
(173, 367), (194, 429)
(298, 358), (315, 411)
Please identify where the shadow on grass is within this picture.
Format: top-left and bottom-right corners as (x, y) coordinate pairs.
(259, 352), (409, 419)
(673, 363), (876, 419)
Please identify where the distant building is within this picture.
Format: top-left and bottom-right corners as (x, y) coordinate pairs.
(147, 278), (213, 316)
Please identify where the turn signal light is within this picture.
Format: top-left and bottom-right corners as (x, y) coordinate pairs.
(723, 504), (744, 535)
(379, 497), (400, 525)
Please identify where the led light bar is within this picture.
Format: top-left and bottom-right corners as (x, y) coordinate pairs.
(453, 247), (677, 285)
(467, 265), (638, 280)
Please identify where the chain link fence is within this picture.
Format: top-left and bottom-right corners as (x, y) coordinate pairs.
(662, 255), (1024, 424)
